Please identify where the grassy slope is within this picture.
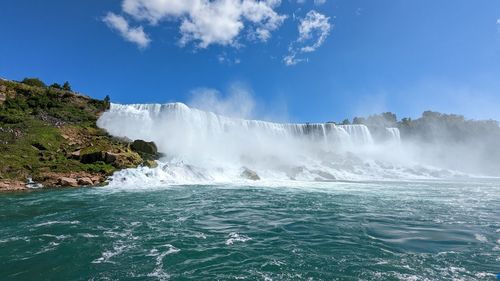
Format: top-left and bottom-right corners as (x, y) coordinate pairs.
(0, 79), (142, 185)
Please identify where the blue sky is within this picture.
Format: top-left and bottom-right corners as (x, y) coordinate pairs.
(1, 0), (500, 122)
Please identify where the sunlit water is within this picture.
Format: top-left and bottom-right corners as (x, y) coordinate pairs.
(1, 179), (499, 280)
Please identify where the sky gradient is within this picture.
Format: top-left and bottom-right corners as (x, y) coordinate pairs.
(1, 0), (500, 122)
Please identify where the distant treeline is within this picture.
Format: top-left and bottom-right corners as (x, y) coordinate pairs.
(340, 111), (500, 144)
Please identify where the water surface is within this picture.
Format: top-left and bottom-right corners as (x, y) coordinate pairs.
(1, 180), (499, 280)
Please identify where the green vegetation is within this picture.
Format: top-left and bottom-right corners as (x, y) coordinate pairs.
(62, 81), (71, 91)
(21, 77), (46, 88)
(0, 77), (151, 187)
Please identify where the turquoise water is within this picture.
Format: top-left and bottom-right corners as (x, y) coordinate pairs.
(1, 180), (499, 280)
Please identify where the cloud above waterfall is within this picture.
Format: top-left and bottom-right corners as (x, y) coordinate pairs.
(103, 12), (151, 48)
(188, 84), (256, 119)
(284, 10), (332, 66)
(296, 0), (326, 5)
(105, 0), (286, 48)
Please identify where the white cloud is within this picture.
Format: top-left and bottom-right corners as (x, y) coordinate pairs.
(284, 10), (331, 66)
(103, 12), (151, 48)
(111, 0), (286, 48)
(296, 0), (326, 5)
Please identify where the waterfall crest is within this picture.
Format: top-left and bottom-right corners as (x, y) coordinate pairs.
(97, 103), (378, 147)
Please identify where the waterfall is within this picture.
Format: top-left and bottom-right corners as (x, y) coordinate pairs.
(386, 127), (401, 142)
(97, 103), (376, 150)
(96, 103), (455, 185)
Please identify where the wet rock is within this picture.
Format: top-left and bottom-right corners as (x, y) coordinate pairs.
(143, 160), (158, 168)
(241, 167), (260, 181)
(77, 177), (93, 186)
(311, 170), (336, 180)
(131, 140), (158, 159)
(58, 177), (78, 187)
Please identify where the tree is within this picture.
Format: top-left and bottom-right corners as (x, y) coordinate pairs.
(62, 81), (72, 91)
(50, 83), (62, 89)
(353, 117), (365, 124)
(341, 119), (351, 125)
(103, 95), (111, 110)
(381, 112), (397, 124)
(21, 77), (46, 88)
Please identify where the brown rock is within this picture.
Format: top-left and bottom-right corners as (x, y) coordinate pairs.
(91, 176), (101, 184)
(59, 177), (78, 187)
(77, 177), (93, 186)
(0, 180), (26, 191)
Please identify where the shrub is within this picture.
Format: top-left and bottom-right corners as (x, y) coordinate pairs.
(50, 83), (62, 89)
(21, 78), (46, 88)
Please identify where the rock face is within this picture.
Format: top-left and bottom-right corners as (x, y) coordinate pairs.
(241, 167), (260, 181)
(131, 140), (158, 159)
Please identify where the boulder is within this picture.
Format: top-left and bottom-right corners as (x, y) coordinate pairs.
(77, 177), (93, 186)
(59, 177), (78, 187)
(131, 140), (158, 157)
(144, 160), (158, 168)
(241, 167), (260, 181)
(80, 151), (105, 164)
(104, 152), (118, 164)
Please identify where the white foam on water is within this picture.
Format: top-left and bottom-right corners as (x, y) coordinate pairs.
(92, 244), (128, 264)
(34, 220), (80, 227)
(226, 232), (252, 245)
(474, 233), (488, 243)
(147, 244), (180, 281)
